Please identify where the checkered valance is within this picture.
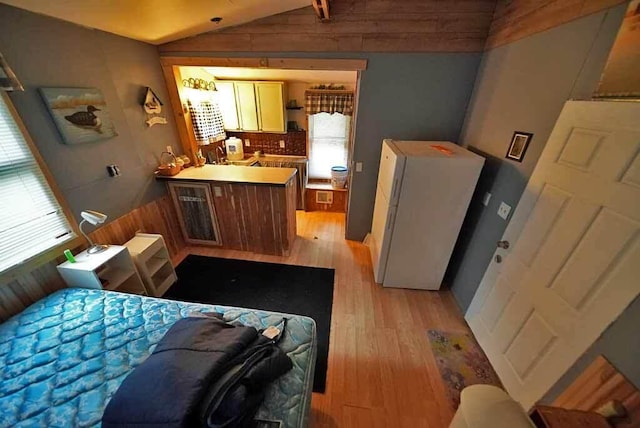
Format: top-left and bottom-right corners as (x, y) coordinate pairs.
(187, 100), (226, 145)
(305, 91), (354, 116)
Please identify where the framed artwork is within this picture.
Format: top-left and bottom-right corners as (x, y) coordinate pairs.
(39, 87), (117, 144)
(506, 132), (533, 162)
(595, 0), (640, 98)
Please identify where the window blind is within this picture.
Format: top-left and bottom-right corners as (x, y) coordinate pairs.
(0, 95), (74, 273)
(308, 112), (350, 179)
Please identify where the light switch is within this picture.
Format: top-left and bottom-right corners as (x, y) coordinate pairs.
(279, 140), (285, 148)
(497, 202), (511, 220)
(244, 139), (250, 147)
(213, 186), (222, 197)
(355, 162), (363, 172)
(482, 192), (492, 206)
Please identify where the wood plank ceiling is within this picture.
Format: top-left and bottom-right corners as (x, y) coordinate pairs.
(159, 0), (627, 54)
(160, 0), (497, 53)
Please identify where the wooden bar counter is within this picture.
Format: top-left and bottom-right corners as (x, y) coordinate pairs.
(158, 165), (297, 256)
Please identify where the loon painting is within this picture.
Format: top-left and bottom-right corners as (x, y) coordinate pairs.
(40, 87), (117, 144)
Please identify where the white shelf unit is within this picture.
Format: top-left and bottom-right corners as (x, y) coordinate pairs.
(124, 233), (177, 297)
(57, 245), (146, 295)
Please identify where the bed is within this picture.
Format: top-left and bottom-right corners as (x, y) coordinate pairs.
(0, 288), (317, 428)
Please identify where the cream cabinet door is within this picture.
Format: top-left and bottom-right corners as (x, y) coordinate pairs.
(255, 82), (286, 132)
(215, 81), (239, 131)
(234, 82), (259, 131)
(466, 101), (640, 409)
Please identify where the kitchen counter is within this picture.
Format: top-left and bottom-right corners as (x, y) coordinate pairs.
(156, 164), (297, 186)
(159, 164), (297, 257)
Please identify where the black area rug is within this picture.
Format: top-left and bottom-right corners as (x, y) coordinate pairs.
(164, 254), (335, 392)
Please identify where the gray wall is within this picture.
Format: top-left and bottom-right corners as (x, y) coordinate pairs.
(0, 4), (181, 224)
(447, 5), (626, 310)
(446, 2), (640, 398)
(160, 51), (482, 241)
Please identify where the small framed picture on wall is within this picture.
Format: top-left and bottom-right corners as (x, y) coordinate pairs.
(506, 132), (533, 162)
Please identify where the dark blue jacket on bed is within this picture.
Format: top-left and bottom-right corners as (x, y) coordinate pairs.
(102, 316), (292, 427)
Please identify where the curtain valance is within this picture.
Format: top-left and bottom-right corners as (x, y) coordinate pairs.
(305, 91), (354, 115)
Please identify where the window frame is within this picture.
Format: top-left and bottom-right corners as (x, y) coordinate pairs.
(0, 92), (83, 284)
(307, 111), (351, 180)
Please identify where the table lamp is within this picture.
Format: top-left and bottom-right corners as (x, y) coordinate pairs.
(79, 210), (109, 254)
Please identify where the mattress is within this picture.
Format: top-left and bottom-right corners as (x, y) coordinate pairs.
(0, 288), (317, 428)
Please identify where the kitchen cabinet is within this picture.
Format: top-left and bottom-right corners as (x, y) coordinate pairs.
(168, 182), (222, 246)
(216, 81), (286, 133)
(255, 82), (286, 132)
(235, 82), (259, 131)
(215, 81), (240, 131)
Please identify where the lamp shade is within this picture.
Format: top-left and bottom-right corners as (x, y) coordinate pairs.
(81, 210), (107, 225)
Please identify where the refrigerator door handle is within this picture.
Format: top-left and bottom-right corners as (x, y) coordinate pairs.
(391, 178), (399, 201)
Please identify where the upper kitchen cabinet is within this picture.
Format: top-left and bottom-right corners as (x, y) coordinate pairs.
(255, 82), (286, 132)
(235, 82), (259, 131)
(216, 81), (240, 131)
(216, 81), (286, 133)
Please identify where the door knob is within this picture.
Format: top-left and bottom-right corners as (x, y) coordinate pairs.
(497, 240), (510, 249)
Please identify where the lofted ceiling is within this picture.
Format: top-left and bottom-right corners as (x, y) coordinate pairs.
(0, 0), (310, 44)
(200, 67), (357, 84)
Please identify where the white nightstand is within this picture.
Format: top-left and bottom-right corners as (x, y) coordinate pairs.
(124, 233), (177, 297)
(57, 245), (146, 295)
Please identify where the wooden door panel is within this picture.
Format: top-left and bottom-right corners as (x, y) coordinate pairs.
(504, 311), (557, 380)
(551, 209), (638, 309)
(512, 184), (570, 267)
(621, 152), (640, 186)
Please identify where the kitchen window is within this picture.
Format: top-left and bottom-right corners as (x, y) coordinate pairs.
(308, 112), (350, 180)
(0, 93), (77, 275)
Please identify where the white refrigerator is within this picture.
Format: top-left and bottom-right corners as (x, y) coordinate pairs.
(369, 139), (484, 290)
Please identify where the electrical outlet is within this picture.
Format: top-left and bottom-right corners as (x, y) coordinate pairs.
(482, 192), (492, 206)
(355, 162), (363, 172)
(244, 139), (250, 147)
(497, 201), (512, 220)
(166, 146), (173, 154)
(279, 140), (285, 148)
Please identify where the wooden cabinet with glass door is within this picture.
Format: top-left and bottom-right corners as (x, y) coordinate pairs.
(167, 182), (222, 246)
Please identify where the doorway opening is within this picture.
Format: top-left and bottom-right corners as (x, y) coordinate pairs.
(161, 58), (362, 222)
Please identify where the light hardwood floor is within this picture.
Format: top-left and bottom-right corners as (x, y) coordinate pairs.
(176, 211), (470, 427)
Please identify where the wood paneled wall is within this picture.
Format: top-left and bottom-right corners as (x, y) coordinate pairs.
(212, 179), (297, 256)
(159, 0), (497, 53)
(554, 356), (640, 428)
(486, 0), (627, 49)
(0, 196), (185, 322)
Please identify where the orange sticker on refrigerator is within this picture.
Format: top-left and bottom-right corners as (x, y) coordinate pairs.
(430, 144), (454, 155)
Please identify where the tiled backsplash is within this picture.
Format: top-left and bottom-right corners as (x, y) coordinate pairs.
(227, 131), (307, 156)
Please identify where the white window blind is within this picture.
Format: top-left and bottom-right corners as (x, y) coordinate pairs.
(308, 112), (350, 179)
(0, 95), (74, 273)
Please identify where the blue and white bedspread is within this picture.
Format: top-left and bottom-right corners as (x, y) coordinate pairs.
(0, 288), (317, 428)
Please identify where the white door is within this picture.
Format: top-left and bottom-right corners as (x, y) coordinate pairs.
(466, 100), (640, 409)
